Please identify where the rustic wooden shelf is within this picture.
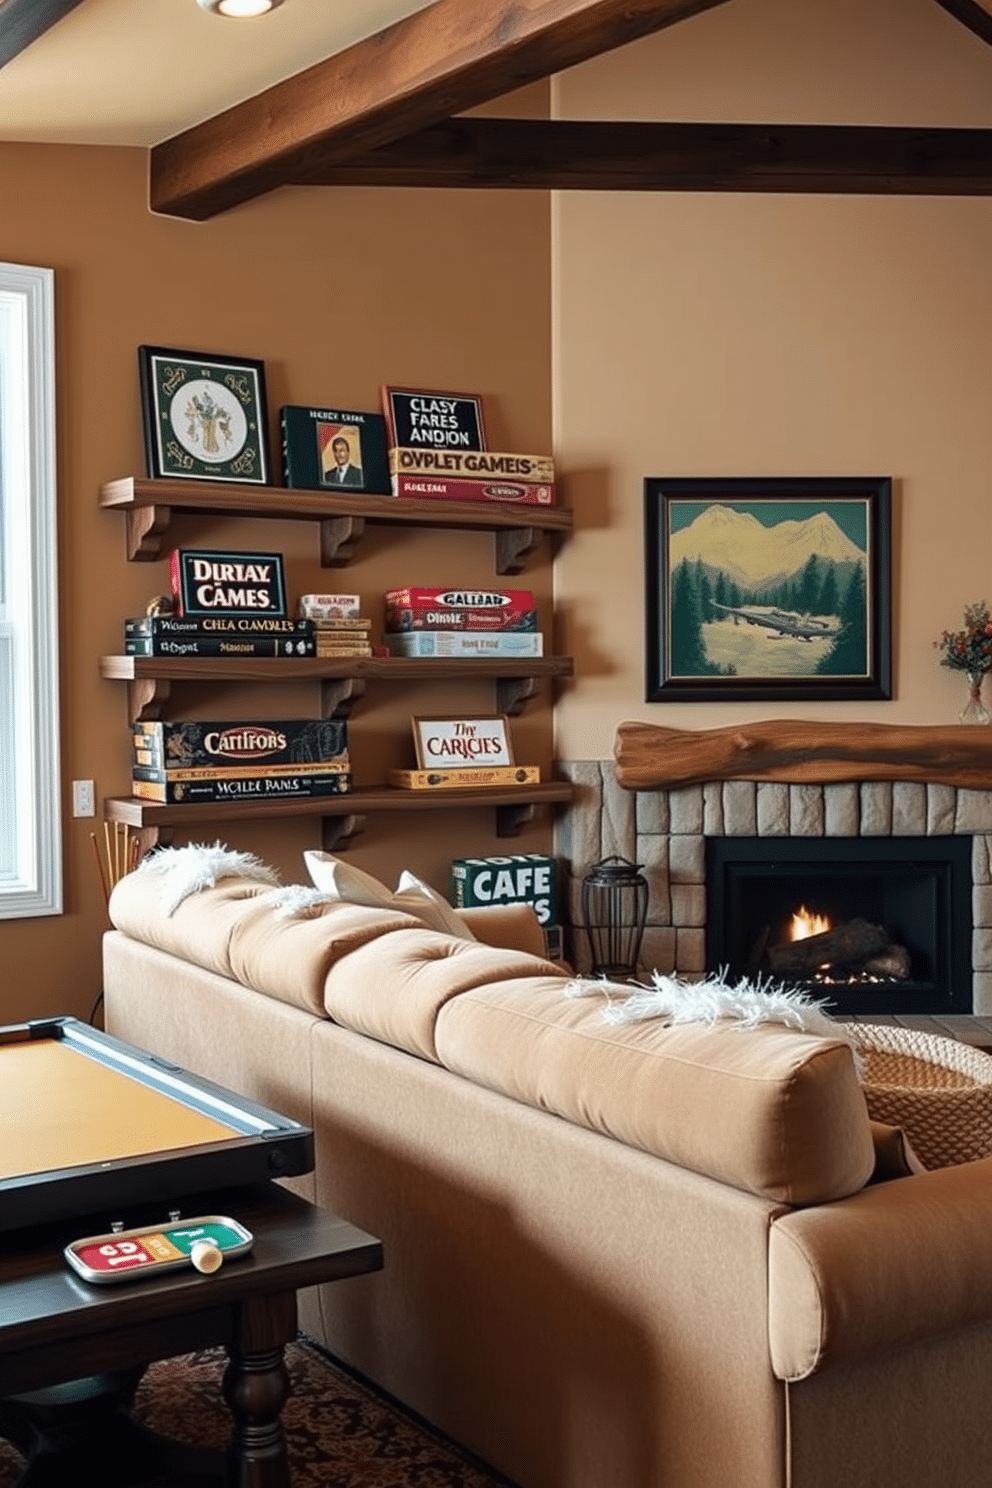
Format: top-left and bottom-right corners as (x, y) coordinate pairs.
(100, 653), (574, 722)
(101, 474), (574, 852)
(104, 781), (576, 853)
(100, 477), (572, 575)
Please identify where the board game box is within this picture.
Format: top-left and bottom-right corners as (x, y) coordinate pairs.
(391, 473), (555, 505)
(169, 549), (288, 620)
(383, 632), (543, 658)
(451, 853), (558, 928)
(131, 718), (349, 771)
(133, 771), (353, 804)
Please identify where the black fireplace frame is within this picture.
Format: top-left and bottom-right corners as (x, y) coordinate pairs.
(705, 835), (973, 1014)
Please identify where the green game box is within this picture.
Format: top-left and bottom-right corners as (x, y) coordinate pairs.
(451, 853), (558, 928)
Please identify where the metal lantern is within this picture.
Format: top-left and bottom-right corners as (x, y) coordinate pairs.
(581, 855), (649, 980)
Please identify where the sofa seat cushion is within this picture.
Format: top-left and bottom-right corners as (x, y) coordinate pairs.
(322, 930), (568, 1061)
(434, 980), (875, 1204)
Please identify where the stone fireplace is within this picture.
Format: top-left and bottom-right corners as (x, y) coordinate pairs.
(555, 720), (992, 1014)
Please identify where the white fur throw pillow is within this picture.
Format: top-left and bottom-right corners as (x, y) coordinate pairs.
(566, 968), (852, 1046)
(303, 851), (474, 940)
(135, 841), (279, 916)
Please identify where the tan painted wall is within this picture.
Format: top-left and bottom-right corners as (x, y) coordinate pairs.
(552, 0), (992, 759)
(0, 119), (551, 1021)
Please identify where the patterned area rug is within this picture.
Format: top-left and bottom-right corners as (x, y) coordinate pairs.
(0, 1336), (514, 1487)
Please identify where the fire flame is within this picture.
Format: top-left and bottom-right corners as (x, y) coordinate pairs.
(790, 905), (831, 941)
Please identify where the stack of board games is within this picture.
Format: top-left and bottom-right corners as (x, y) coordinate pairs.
(131, 718), (352, 804)
(297, 593), (373, 657)
(380, 385), (555, 506)
(451, 853), (563, 960)
(382, 586), (543, 659)
(124, 615), (317, 658)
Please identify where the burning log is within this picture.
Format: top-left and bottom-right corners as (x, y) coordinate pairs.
(765, 917), (892, 978)
(862, 944), (912, 980)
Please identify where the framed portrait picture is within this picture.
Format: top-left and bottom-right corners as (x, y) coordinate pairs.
(280, 405), (390, 493)
(139, 346), (271, 485)
(412, 715), (514, 770)
(644, 476), (892, 703)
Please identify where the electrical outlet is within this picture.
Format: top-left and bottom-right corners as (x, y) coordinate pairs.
(72, 779), (95, 818)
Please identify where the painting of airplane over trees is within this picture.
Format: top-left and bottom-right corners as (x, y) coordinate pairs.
(644, 477), (892, 703)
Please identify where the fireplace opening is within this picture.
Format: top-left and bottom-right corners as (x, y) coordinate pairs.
(706, 836), (973, 1014)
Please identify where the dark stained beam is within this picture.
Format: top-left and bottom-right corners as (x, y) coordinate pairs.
(286, 117), (992, 195)
(149, 0), (736, 220)
(0, 0), (86, 70)
(931, 0), (992, 47)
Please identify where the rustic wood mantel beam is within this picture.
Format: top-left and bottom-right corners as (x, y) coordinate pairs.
(614, 720), (992, 791)
(0, 0), (87, 71)
(290, 118), (992, 194)
(149, 0), (736, 220)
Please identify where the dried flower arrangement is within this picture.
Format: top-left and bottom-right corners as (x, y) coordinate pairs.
(934, 600), (992, 676)
(935, 600), (992, 724)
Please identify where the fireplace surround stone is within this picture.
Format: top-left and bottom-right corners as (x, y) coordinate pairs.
(555, 723), (992, 1012)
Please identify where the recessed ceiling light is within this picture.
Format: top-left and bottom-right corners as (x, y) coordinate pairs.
(196, 0), (284, 16)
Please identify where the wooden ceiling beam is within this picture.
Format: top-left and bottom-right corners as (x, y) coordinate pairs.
(149, 0), (736, 221)
(0, 0), (87, 71)
(286, 117), (992, 194)
(930, 0), (992, 48)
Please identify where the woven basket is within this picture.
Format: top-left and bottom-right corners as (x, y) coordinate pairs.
(848, 1023), (992, 1170)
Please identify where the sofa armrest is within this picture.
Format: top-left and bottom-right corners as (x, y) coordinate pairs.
(456, 902), (549, 958)
(769, 1156), (992, 1381)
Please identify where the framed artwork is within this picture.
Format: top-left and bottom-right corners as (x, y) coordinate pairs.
(280, 405), (390, 493)
(380, 385), (488, 452)
(644, 476), (892, 703)
(412, 715), (514, 770)
(139, 346), (270, 484)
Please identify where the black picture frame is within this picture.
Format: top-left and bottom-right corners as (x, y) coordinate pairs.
(279, 405), (390, 493)
(139, 345), (271, 485)
(644, 476), (892, 703)
(380, 385), (487, 452)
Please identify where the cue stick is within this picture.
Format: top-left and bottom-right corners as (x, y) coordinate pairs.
(90, 831), (110, 909)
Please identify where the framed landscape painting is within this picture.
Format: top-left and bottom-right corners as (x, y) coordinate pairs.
(644, 476), (892, 703)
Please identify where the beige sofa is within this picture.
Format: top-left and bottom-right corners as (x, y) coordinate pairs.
(103, 861), (992, 1488)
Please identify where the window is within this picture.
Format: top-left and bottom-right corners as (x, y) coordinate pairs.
(0, 263), (60, 917)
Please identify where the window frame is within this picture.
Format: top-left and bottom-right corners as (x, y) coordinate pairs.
(0, 262), (61, 918)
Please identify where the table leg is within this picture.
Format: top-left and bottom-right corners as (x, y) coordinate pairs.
(222, 1292), (296, 1488)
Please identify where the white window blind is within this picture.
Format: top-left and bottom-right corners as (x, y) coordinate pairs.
(0, 263), (61, 917)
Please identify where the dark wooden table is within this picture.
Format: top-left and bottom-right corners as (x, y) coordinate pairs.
(0, 1183), (382, 1487)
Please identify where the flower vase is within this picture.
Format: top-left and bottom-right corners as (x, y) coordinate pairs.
(959, 671), (991, 726)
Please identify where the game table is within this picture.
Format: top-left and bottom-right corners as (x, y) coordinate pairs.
(0, 1182), (383, 1487)
(0, 1017), (315, 1232)
(0, 1017), (383, 1487)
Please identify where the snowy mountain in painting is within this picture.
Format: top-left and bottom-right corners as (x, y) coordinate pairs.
(669, 505), (864, 591)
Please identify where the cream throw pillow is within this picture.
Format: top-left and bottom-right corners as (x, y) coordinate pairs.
(303, 851), (474, 940)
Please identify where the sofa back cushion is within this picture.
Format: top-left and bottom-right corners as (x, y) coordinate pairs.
(109, 871), (426, 1016)
(323, 930), (569, 1061)
(435, 980), (875, 1204)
